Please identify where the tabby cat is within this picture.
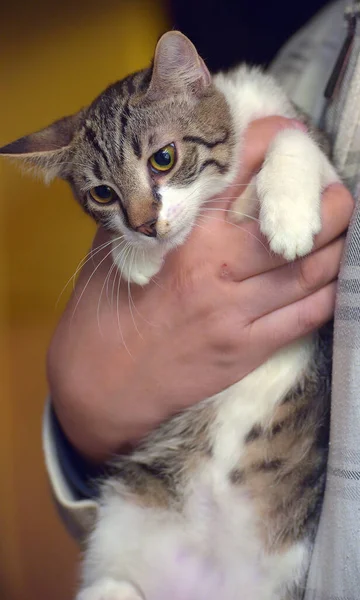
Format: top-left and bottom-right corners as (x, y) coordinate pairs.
(0, 31), (338, 600)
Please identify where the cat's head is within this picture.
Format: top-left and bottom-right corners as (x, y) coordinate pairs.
(0, 31), (235, 248)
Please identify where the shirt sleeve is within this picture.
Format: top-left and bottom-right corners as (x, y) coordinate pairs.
(42, 399), (99, 542)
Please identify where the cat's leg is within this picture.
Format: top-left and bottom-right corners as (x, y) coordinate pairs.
(254, 128), (339, 260)
(232, 128), (339, 260)
(76, 578), (143, 600)
(112, 242), (165, 286)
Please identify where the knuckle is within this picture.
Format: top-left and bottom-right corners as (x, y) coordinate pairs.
(333, 183), (355, 210)
(298, 253), (326, 294)
(297, 301), (320, 334)
(208, 311), (241, 355)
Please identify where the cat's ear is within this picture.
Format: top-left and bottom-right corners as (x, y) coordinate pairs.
(0, 111), (83, 182)
(146, 31), (211, 101)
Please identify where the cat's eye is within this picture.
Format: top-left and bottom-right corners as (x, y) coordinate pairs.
(149, 143), (176, 173)
(89, 185), (117, 204)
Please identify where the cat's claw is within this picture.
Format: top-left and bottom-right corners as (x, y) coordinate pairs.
(76, 579), (144, 600)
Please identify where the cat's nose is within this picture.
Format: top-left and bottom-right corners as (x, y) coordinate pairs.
(135, 218), (158, 237)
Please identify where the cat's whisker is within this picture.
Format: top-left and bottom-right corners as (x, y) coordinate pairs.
(70, 242), (119, 324)
(127, 249), (144, 339)
(96, 260), (115, 337)
(124, 250), (155, 326)
(226, 182), (257, 187)
(213, 184), (257, 193)
(96, 239), (127, 335)
(198, 214), (271, 256)
(111, 251), (120, 310)
(139, 250), (164, 292)
(105, 255), (120, 306)
(203, 197), (253, 204)
(88, 236), (123, 269)
(193, 221), (212, 234)
(201, 207), (260, 223)
(202, 198), (243, 205)
(89, 238), (115, 269)
(149, 271), (166, 292)
(114, 242), (135, 359)
(55, 236), (120, 307)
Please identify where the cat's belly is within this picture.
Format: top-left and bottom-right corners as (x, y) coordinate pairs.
(89, 474), (308, 600)
(148, 492), (307, 600)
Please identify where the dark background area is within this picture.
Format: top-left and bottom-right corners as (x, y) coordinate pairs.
(170, 0), (332, 71)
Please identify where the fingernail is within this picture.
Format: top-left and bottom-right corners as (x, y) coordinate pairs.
(322, 181), (343, 193)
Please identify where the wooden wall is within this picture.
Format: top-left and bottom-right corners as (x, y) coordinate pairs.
(0, 2), (167, 598)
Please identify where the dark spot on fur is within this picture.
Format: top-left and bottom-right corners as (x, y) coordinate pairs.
(299, 456), (327, 491)
(131, 134), (142, 159)
(93, 161), (103, 180)
(230, 469), (246, 485)
(183, 129), (229, 148)
(198, 159), (228, 175)
(138, 66), (153, 92)
(118, 100), (130, 163)
(269, 421), (284, 436)
(245, 424), (263, 443)
(152, 185), (161, 203)
(85, 126), (111, 170)
(253, 459), (284, 472)
(126, 73), (136, 95)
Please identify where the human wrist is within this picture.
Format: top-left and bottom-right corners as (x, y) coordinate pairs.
(49, 402), (105, 497)
(47, 340), (168, 462)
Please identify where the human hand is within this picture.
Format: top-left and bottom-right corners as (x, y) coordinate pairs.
(47, 116), (354, 462)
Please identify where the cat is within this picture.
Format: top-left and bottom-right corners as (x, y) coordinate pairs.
(0, 31), (339, 600)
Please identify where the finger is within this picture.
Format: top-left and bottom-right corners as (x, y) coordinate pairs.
(210, 116), (307, 210)
(238, 236), (344, 322)
(312, 182), (354, 248)
(226, 181), (353, 282)
(249, 281), (337, 360)
(241, 117), (307, 179)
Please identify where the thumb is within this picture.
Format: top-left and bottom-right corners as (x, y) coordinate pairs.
(209, 116), (307, 213)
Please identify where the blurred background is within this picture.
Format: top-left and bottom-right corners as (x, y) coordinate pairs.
(0, 1), (330, 599)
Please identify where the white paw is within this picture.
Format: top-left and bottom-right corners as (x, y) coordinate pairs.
(259, 195), (321, 260)
(256, 128), (325, 261)
(76, 578), (144, 600)
(112, 243), (164, 286)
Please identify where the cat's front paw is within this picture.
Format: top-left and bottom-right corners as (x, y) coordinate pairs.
(259, 195), (321, 260)
(112, 243), (164, 286)
(76, 579), (144, 600)
(256, 128), (324, 261)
